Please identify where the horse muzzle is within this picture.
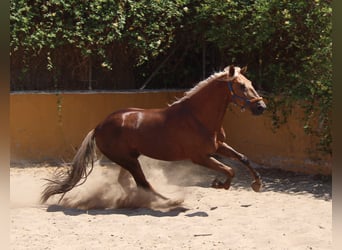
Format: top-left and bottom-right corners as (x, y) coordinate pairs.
(251, 100), (266, 115)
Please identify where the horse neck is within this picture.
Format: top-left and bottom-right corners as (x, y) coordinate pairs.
(184, 80), (229, 133)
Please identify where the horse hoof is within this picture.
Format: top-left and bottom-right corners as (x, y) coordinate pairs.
(211, 178), (221, 188)
(223, 179), (231, 190)
(212, 178), (226, 189)
(251, 181), (262, 192)
(211, 178), (231, 189)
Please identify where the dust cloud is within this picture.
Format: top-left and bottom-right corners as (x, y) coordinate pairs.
(46, 157), (212, 210)
(10, 157), (217, 211)
(58, 165), (180, 210)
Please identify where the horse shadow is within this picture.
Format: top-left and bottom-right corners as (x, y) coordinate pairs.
(160, 158), (332, 201)
(249, 166), (332, 201)
(46, 204), (203, 217)
(45, 157), (331, 217)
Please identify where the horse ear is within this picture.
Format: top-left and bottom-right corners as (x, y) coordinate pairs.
(240, 66), (247, 74)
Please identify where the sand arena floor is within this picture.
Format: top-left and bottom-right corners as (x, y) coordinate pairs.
(10, 156), (331, 250)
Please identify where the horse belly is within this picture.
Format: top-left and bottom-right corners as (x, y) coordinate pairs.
(137, 131), (187, 161)
(136, 124), (215, 162)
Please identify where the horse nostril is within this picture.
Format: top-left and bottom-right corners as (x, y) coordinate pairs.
(251, 101), (266, 115)
(257, 105), (264, 111)
(255, 101), (266, 114)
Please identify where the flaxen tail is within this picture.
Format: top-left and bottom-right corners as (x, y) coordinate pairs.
(41, 129), (97, 204)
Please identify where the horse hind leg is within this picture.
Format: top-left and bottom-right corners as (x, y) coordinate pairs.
(116, 157), (169, 200)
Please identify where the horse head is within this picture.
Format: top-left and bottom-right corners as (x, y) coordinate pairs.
(221, 65), (266, 115)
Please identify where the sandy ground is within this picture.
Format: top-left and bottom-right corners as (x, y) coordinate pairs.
(10, 156), (331, 250)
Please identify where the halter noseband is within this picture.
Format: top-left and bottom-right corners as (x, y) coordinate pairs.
(227, 81), (263, 109)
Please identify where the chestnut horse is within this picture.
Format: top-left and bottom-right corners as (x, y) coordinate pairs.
(41, 65), (266, 203)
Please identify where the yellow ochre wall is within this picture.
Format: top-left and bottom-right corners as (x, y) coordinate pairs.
(10, 91), (331, 175)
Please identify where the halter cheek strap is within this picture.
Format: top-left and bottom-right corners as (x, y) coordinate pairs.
(227, 81), (263, 108)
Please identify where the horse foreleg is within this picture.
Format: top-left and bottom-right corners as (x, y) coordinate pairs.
(216, 142), (262, 192)
(192, 156), (235, 190)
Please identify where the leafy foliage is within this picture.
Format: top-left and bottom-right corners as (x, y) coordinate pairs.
(10, 0), (188, 89)
(186, 0), (332, 155)
(10, 0), (332, 155)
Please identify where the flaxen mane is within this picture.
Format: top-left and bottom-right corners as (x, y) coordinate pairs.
(170, 70), (229, 106)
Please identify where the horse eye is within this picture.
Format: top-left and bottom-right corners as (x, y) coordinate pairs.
(240, 84), (247, 91)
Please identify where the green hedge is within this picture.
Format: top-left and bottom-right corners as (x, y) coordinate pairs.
(10, 0), (188, 89)
(10, 0), (332, 155)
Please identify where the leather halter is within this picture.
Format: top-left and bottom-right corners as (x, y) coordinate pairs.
(227, 81), (263, 108)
